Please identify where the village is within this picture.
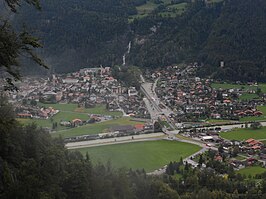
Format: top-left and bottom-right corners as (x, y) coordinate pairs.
(4, 66), (154, 142)
(3, 64), (266, 174)
(10, 67), (149, 119)
(150, 64), (266, 126)
(176, 123), (266, 170)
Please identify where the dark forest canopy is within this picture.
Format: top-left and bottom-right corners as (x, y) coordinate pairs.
(9, 0), (266, 81)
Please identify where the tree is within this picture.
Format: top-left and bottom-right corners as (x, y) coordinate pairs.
(198, 154), (204, 166)
(250, 122), (262, 129)
(153, 121), (162, 132)
(4, 0), (41, 12)
(232, 146), (239, 157)
(218, 145), (224, 153)
(1, 0), (47, 89)
(30, 99), (37, 106)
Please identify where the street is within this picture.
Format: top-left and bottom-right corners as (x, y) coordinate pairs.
(66, 133), (165, 149)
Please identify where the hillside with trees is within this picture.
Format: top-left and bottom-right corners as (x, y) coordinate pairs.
(11, 0), (266, 80)
(198, 0), (266, 82)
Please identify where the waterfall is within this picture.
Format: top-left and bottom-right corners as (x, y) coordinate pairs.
(127, 41), (131, 54)
(122, 55), (126, 66)
(122, 41), (131, 66)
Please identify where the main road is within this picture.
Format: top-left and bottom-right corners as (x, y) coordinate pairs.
(66, 133), (165, 149)
(140, 75), (175, 129)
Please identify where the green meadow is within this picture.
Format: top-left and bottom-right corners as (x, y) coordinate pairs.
(237, 166), (266, 177)
(220, 127), (266, 141)
(77, 140), (201, 172)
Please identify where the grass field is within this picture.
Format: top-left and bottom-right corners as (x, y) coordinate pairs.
(167, 2), (187, 11)
(211, 83), (266, 93)
(130, 1), (188, 20)
(234, 155), (246, 161)
(206, 119), (233, 124)
(237, 166), (266, 177)
(209, 0), (224, 3)
(52, 117), (145, 138)
(239, 93), (259, 100)
(18, 103), (122, 130)
(39, 103), (122, 116)
(76, 140), (201, 172)
(220, 127), (266, 141)
(240, 116), (266, 122)
(262, 140), (266, 145)
(136, 1), (157, 15)
(258, 106), (266, 115)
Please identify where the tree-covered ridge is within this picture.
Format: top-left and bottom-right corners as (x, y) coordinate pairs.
(199, 0), (266, 82)
(129, 0), (222, 67)
(14, 0), (136, 73)
(13, 0), (266, 82)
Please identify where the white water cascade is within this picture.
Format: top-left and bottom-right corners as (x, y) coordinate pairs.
(122, 41), (131, 66)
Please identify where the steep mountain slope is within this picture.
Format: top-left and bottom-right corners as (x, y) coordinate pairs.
(14, 0), (266, 82)
(198, 0), (266, 82)
(15, 0), (135, 73)
(129, 1), (222, 68)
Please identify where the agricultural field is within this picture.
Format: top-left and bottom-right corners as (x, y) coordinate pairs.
(211, 83), (266, 93)
(240, 116), (266, 122)
(206, 119), (234, 124)
(18, 103), (122, 130)
(220, 127), (266, 141)
(234, 155), (246, 161)
(39, 103), (122, 116)
(52, 117), (145, 138)
(136, 1), (157, 15)
(237, 166), (266, 177)
(209, 0), (224, 3)
(130, 1), (188, 20)
(76, 140), (201, 172)
(257, 106), (266, 115)
(239, 93), (259, 101)
(261, 140), (266, 145)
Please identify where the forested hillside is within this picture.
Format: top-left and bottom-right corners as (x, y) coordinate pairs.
(14, 0), (266, 82)
(14, 0), (135, 73)
(198, 0), (266, 82)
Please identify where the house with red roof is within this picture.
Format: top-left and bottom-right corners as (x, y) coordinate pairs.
(72, 118), (83, 126)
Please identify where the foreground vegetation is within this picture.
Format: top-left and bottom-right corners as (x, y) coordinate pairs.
(77, 140), (201, 172)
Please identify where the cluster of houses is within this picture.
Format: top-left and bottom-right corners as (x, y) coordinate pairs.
(4, 66), (150, 121)
(148, 64), (265, 123)
(177, 123), (266, 171)
(106, 86), (150, 118)
(118, 88), (150, 118)
(60, 114), (114, 127)
(189, 130), (266, 170)
(15, 104), (59, 119)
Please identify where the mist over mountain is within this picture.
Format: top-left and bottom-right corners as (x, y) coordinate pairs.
(14, 0), (266, 81)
